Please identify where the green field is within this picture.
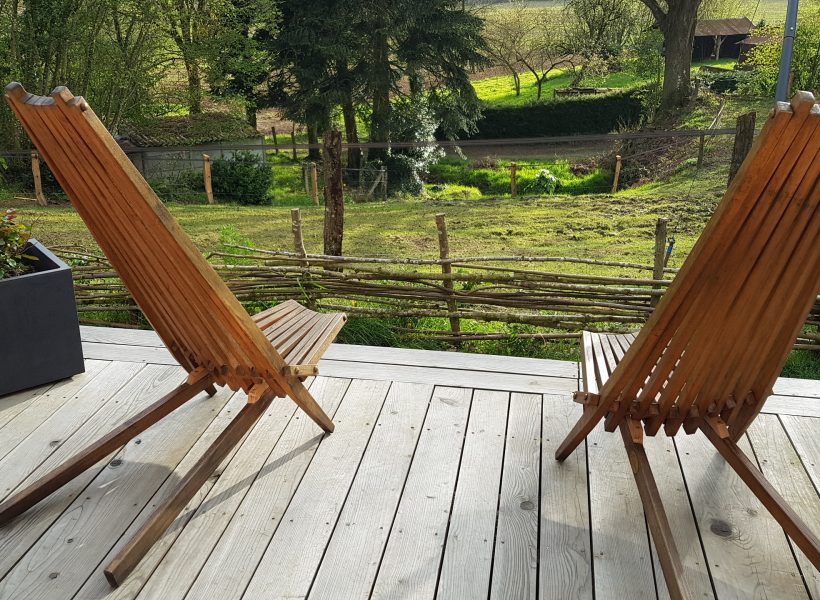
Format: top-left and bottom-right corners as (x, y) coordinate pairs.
(473, 59), (738, 108)
(493, 0), (791, 23)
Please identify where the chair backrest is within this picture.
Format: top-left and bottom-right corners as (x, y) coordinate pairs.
(601, 92), (820, 436)
(5, 83), (291, 396)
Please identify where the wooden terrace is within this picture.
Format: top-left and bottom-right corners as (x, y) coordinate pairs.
(0, 326), (817, 600)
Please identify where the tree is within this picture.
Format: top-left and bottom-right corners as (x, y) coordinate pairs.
(639, 0), (703, 111)
(0, 0), (168, 147)
(516, 10), (574, 100)
(206, 0), (277, 127)
(268, 0), (365, 160)
(160, 0), (224, 114)
(742, 8), (820, 97)
(483, 3), (526, 96)
(564, 0), (649, 60)
(357, 0), (486, 160)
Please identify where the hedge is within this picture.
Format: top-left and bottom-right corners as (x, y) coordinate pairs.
(465, 86), (650, 139)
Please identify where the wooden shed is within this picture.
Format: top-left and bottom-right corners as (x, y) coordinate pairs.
(693, 17), (754, 60)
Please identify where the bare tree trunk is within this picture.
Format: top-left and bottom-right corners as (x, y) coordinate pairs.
(342, 100), (361, 170)
(647, 0), (701, 112)
(307, 123), (320, 161)
(369, 27), (391, 163)
(323, 130), (344, 257)
(184, 57), (202, 114)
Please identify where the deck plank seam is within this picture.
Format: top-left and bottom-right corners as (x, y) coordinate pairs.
(0, 363), (154, 582)
(70, 387), (248, 600)
(483, 391), (512, 600)
(777, 414), (820, 498)
(232, 378), (355, 600)
(431, 388), (476, 600)
(743, 424), (815, 599)
(366, 385), (459, 600)
(670, 436), (720, 600)
(303, 380), (400, 599)
(0, 361), (110, 464)
(104, 384), (290, 600)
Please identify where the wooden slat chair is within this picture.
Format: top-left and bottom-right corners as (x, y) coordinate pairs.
(556, 92), (820, 599)
(0, 83), (347, 586)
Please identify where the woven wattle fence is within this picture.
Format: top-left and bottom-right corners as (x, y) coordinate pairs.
(52, 243), (820, 351)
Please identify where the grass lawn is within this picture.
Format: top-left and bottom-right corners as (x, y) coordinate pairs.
(473, 60), (741, 109)
(472, 69), (648, 108)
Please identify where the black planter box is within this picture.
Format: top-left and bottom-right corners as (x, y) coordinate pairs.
(0, 240), (85, 397)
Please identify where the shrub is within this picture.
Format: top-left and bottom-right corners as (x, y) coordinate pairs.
(149, 170), (207, 204)
(466, 86), (650, 139)
(0, 209), (34, 280)
(383, 96), (445, 195)
(523, 169), (560, 195)
(211, 151), (273, 205)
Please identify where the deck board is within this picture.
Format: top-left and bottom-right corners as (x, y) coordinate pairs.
(369, 387), (472, 600)
(310, 382), (432, 600)
(436, 389), (508, 600)
(490, 392), (541, 600)
(0, 327), (817, 599)
(675, 433), (810, 599)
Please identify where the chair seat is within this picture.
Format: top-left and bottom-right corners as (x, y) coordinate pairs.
(252, 300), (347, 376)
(581, 331), (638, 392)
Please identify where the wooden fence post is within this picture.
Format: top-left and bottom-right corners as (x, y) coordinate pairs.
(291, 207), (316, 307)
(271, 126), (278, 154)
(612, 155), (622, 194)
(30, 151), (47, 206)
(310, 162), (320, 206)
(380, 167), (387, 199)
(651, 217), (668, 307)
(728, 112), (756, 185)
(291, 208), (307, 259)
(510, 162), (517, 197)
(202, 154), (214, 204)
(697, 134), (705, 168)
(322, 130), (344, 258)
(291, 124), (297, 161)
(436, 213), (461, 344)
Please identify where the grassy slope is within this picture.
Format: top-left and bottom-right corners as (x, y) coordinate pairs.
(472, 69), (648, 107)
(473, 59), (738, 108)
(4, 190), (714, 276)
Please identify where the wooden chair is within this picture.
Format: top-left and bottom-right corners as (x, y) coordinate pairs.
(556, 92), (820, 598)
(0, 83), (347, 586)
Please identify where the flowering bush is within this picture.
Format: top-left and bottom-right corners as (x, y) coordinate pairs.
(0, 209), (35, 280)
(529, 169), (561, 195)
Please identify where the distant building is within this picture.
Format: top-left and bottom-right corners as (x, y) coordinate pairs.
(737, 35), (774, 63)
(116, 113), (264, 178)
(693, 17), (754, 60)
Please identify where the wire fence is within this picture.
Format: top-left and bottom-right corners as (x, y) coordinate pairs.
(1, 99), (745, 206)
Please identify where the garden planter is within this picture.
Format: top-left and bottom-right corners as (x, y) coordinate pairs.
(0, 240), (84, 397)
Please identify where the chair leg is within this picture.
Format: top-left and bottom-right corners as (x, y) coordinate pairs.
(555, 406), (605, 461)
(288, 377), (335, 433)
(619, 422), (691, 600)
(104, 391), (275, 587)
(0, 370), (214, 525)
(700, 420), (820, 570)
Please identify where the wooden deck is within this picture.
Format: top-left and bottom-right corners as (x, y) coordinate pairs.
(0, 326), (817, 600)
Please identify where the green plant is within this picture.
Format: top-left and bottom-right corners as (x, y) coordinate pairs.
(149, 170), (207, 204)
(0, 209), (35, 279)
(526, 169), (561, 195)
(211, 152), (274, 205)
